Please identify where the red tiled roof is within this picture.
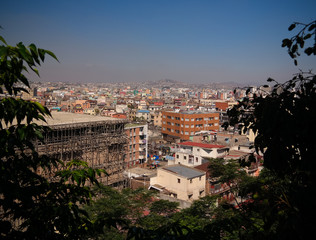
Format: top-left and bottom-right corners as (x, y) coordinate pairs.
(194, 162), (210, 172)
(178, 142), (226, 149)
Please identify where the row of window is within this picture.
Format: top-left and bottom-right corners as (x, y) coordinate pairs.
(163, 128), (219, 134)
(163, 115), (218, 121)
(176, 154), (199, 162)
(163, 123), (218, 128)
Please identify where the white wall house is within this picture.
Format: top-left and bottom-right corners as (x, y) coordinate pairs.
(168, 142), (229, 167)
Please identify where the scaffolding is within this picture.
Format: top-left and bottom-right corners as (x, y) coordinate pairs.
(36, 119), (128, 188)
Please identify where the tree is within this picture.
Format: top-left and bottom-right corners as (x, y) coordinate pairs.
(0, 35), (103, 239)
(224, 20), (316, 239)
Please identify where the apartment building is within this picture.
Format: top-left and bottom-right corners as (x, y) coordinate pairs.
(161, 111), (220, 141)
(125, 123), (148, 167)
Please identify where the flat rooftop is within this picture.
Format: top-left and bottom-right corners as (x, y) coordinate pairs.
(45, 112), (128, 126)
(125, 123), (147, 128)
(162, 165), (205, 179)
(5, 112), (128, 127)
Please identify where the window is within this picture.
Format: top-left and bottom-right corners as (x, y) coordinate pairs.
(163, 115), (166, 118)
(163, 127), (166, 130)
(171, 122), (174, 126)
(197, 148), (200, 152)
(199, 176), (202, 181)
(185, 131), (189, 135)
(190, 179), (193, 184)
(185, 118), (189, 121)
(176, 155), (179, 159)
(191, 118), (194, 121)
(191, 125), (194, 128)
(178, 178), (181, 183)
(171, 116), (174, 119)
(185, 125), (189, 128)
(171, 129), (174, 132)
(196, 157), (198, 162)
(184, 156), (187, 160)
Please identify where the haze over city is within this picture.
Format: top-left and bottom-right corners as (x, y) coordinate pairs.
(1, 0), (315, 85)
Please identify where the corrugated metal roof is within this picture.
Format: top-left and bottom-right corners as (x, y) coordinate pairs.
(137, 110), (150, 113)
(163, 165), (205, 179)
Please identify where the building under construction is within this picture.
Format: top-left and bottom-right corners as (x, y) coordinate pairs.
(36, 112), (128, 187)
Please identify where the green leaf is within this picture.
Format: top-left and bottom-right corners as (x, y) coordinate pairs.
(33, 101), (49, 115)
(0, 35), (7, 45)
(308, 23), (316, 31)
(288, 23), (296, 31)
(291, 44), (298, 53)
(44, 49), (59, 62)
(303, 33), (312, 40)
(38, 48), (45, 61)
(281, 38), (290, 48)
(304, 47), (313, 56)
(30, 67), (40, 77)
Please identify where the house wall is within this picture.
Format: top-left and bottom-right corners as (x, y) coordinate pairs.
(153, 168), (206, 201)
(174, 152), (202, 166)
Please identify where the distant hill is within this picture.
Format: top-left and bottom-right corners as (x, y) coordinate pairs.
(141, 79), (245, 90)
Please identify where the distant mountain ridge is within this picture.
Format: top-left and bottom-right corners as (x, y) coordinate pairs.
(141, 79), (245, 90)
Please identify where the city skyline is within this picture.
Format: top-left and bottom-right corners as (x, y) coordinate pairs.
(1, 0), (315, 85)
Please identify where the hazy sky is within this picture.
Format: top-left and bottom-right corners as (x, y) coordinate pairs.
(1, 0), (315, 84)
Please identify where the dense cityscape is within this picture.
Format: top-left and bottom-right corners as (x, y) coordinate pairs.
(19, 79), (265, 201)
(1, 0), (315, 239)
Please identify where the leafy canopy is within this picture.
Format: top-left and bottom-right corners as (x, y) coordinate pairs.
(0, 35), (103, 239)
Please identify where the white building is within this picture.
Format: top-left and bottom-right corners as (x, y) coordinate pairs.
(169, 142), (229, 167)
